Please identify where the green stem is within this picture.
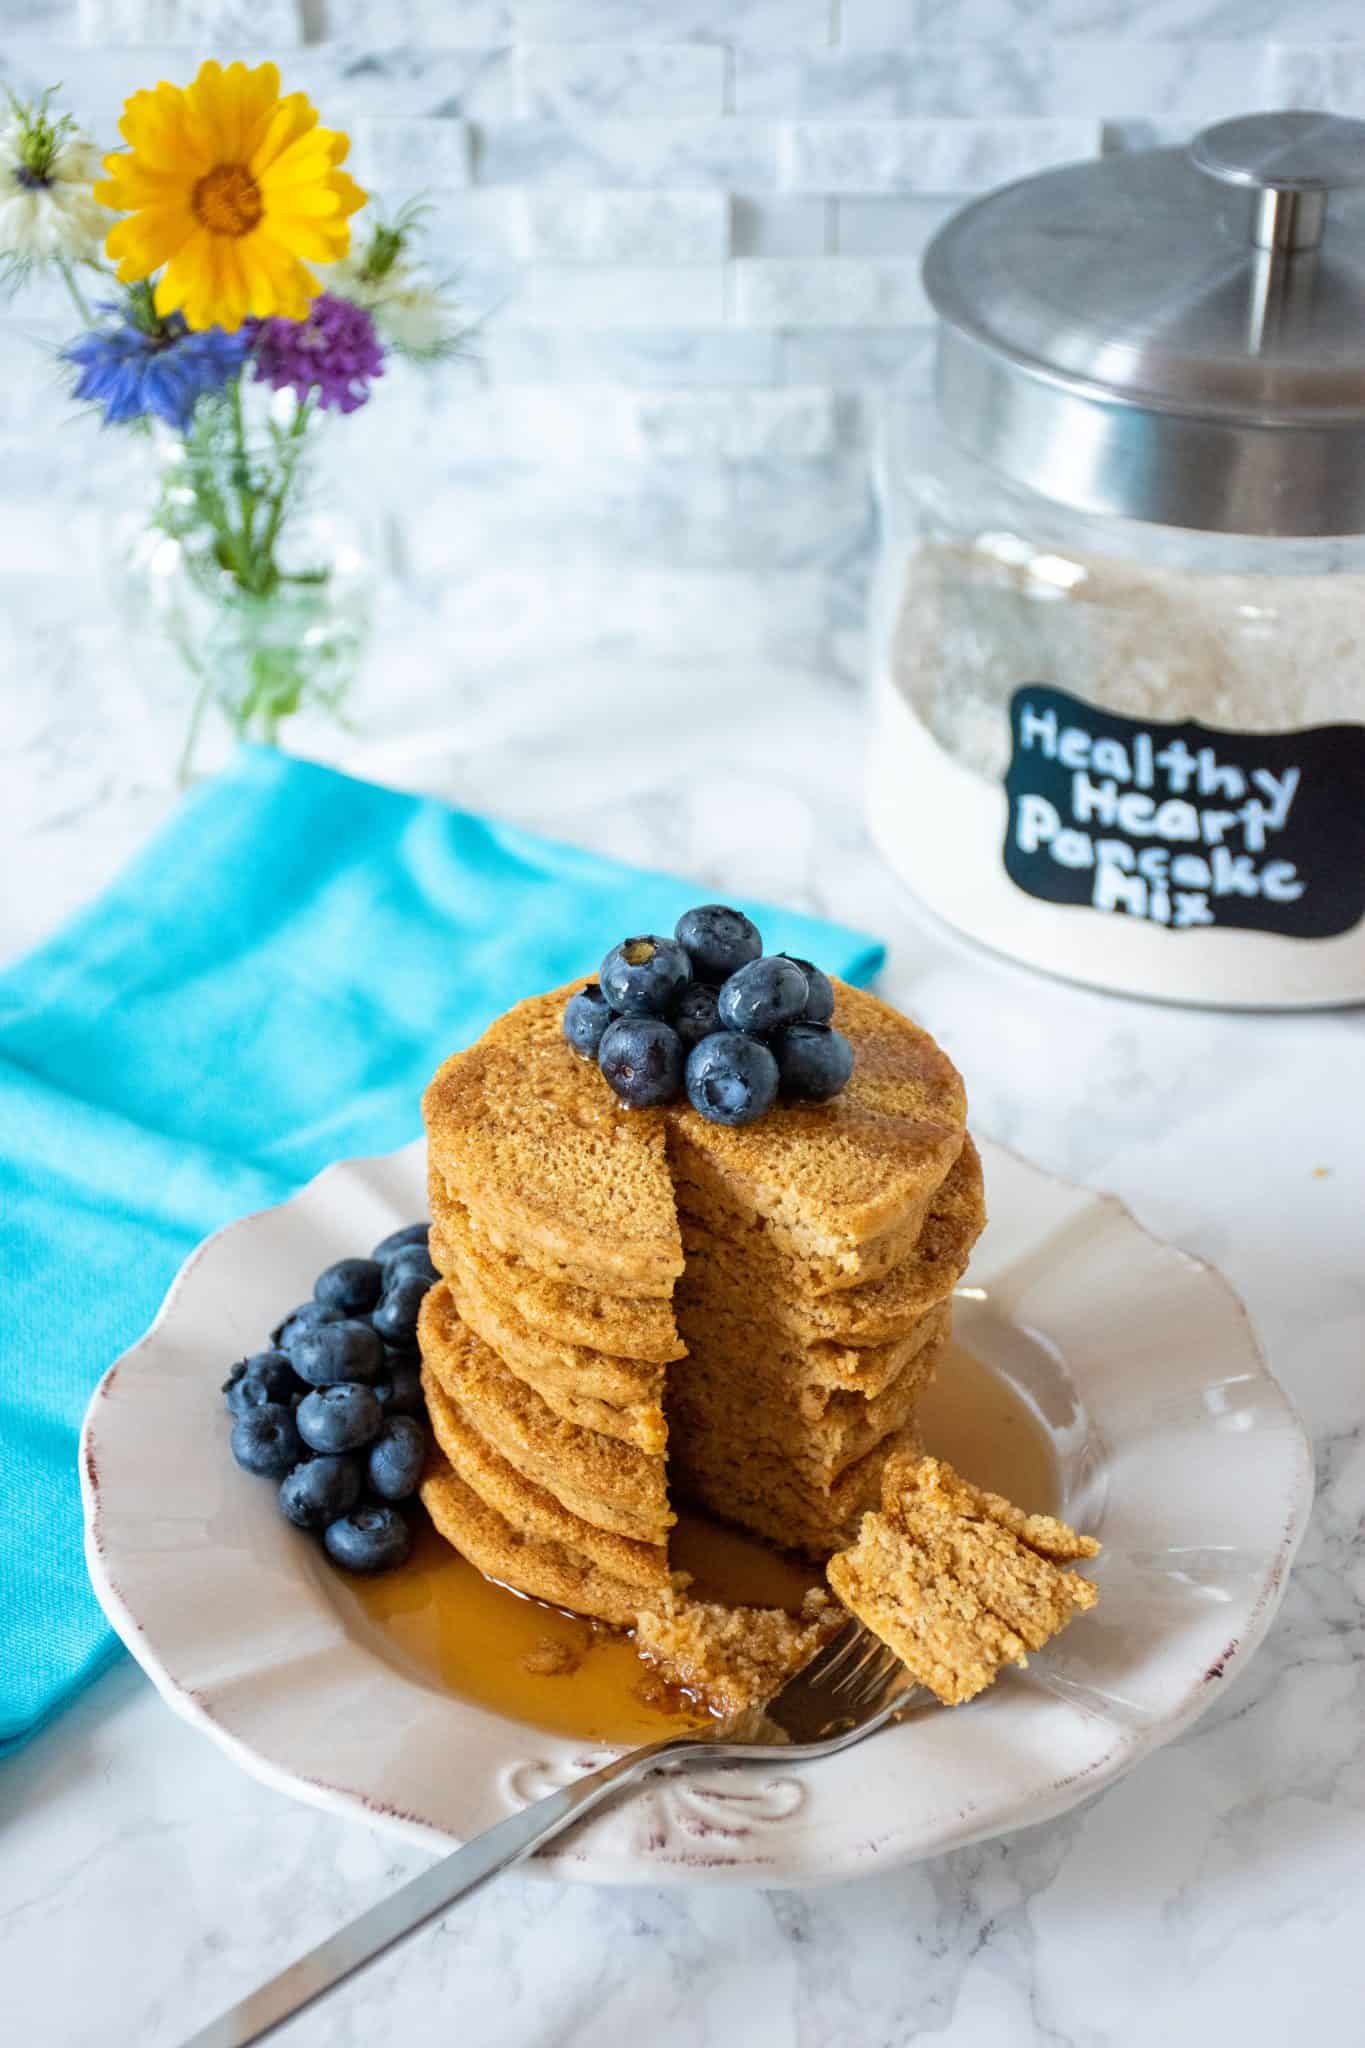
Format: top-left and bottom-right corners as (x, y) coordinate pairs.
(55, 254), (94, 326)
(228, 375), (258, 565)
(257, 397), (313, 581)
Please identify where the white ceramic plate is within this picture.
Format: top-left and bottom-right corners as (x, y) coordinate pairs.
(80, 1136), (1313, 1886)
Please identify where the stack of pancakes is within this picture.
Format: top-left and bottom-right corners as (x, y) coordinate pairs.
(418, 979), (985, 1627)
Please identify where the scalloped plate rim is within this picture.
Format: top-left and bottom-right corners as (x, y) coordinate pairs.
(79, 1133), (1315, 1886)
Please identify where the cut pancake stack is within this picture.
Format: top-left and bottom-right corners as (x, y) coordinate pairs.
(418, 978), (986, 1629)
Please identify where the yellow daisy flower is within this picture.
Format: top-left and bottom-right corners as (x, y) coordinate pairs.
(95, 59), (366, 333)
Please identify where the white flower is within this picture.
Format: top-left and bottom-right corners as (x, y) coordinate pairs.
(328, 252), (462, 363)
(0, 116), (109, 270)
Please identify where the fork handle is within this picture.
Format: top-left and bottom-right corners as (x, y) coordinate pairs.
(180, 1734), (697, 2048)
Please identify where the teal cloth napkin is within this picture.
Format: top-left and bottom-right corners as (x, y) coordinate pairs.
(0, 746), (884, 1755)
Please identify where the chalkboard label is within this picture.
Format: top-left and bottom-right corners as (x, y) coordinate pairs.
(1003, 687), (1365, 940)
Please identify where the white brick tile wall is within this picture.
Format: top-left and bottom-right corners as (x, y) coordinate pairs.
(477, 118), (782, 188)
(518, 263), (729, 326)
(509, 0), (834, 43)
(832, 195), (955, 257)
(733, 256), (929, 327)
(480, 328), (782, 385)
(518, 190), (729, 262)
(729, 195), (830, 257)
(778, 326), (935, 385)
(76, 0), (301, 40)
(783, 117), (1102, 194)
(1265, 43), (1365, 111)
(513, 43), (726, 118)
(349, 116), (473, 190)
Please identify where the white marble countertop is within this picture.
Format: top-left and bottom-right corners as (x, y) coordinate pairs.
(1, 578), (1362, 2048)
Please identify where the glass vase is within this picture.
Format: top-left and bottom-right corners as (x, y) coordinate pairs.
(113, 414), (375, 785)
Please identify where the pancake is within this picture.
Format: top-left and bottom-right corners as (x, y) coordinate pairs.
(664, 980), (967, 1293)
(442, 1249), (667, 1453)
(676, 1136), (985, 1346)
(826, 1454), (1099, 1705)
(431, 1199), (683, 1365)
(424, 990), (683, 1295)
(671, 1422), (922, 1556)
(419, 1285), (673, 1546)
(672, 1292), (952, 1408)
(422, 1361), (669, 1592)
(420, 1455), (645, 1629)
(668, 1331), (946, 1489)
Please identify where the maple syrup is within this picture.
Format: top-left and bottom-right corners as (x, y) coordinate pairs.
(348, 1343), (1059, 1745)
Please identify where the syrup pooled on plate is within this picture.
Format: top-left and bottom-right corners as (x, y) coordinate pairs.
(348, 1348), (1059, 1746)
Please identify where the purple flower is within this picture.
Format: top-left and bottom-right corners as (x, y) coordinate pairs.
(250, 293), (384, 415)
(63, 307), (249, 431)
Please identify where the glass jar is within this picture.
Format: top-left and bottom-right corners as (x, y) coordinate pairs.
(869, 114), (1365, 1008)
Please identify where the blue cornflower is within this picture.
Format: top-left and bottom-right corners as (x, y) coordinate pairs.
(63, 304), (249, 431)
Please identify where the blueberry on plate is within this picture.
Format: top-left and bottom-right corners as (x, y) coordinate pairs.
(296, 1382), (386, 1455)
(674, 904), (762, 985)
(279, 1454), (362, 1531)
(716, 956), (809, 1037)
(371, 1221), (431, 1266)
(684, 1032), (780, 1127)
(287, 1317), (385, 1387)
(223, 1350), (299, 1414)
(231, 1403), (304, 1479)
(325, 1503), (413, 1574)
(599, 935), (692, 1018)
(372, 1272), (431, 1347)
(598, 1016), (683, 1109)
(671, 981), (723, 1052)
(384, 1243), (438, 1289)
(779, 954), (835, 1025)
(368, 1416), (428, 1502)
(563, 982), (613, 1059)
(271, 1298), (343, 1348)
(375, 1358), (425, 1418)
(314, 1256), (384, 1316)
(771, 1021), (855, 1102)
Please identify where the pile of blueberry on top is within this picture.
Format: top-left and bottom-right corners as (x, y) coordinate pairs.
(223, 1222), (436, 1574)
(562, 904), (854, 1127)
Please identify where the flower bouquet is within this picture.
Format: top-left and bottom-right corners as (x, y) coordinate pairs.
(1, 63), (461, 780)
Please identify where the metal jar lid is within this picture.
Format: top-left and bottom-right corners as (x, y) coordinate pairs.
(923, 111), (1365, 536)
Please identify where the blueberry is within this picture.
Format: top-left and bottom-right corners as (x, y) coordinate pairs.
(288, 1318), (385, 1387)
(371, 1222), (430, 1265)
(563, 982), (613, 1059)
(772, 1021), (855, 1102)
(385, 1243), (438, 1289)
(599, 935), (692, 1018)
(231, 1403), (304, 1479)
(376, 1358), (426, 1418)
(324, 1503), (413, 1575)
(297, 1382), (386, 1455)
(279, 1455), (362, 1530)
(779, 954), (835, 1025)
(684, 1032), (780, 1127)
(314, 1257), (383, 1315)
(598, 1016), (683, 1108)
(716, 956), (809, 1037)
(368, 1416), (428, 1502)
(372, 1273), (430, 1347)
(272, 1298), (343, 1348)
(223, 1350), (300, 1414)
(672, 982), (723, 1052)
(674, 905), (763, 985)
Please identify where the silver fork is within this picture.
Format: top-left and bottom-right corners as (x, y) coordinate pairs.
(181, 1619), (919, 2048)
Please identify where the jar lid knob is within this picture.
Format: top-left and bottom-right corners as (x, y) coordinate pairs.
(1191, 109), (1365, 252)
